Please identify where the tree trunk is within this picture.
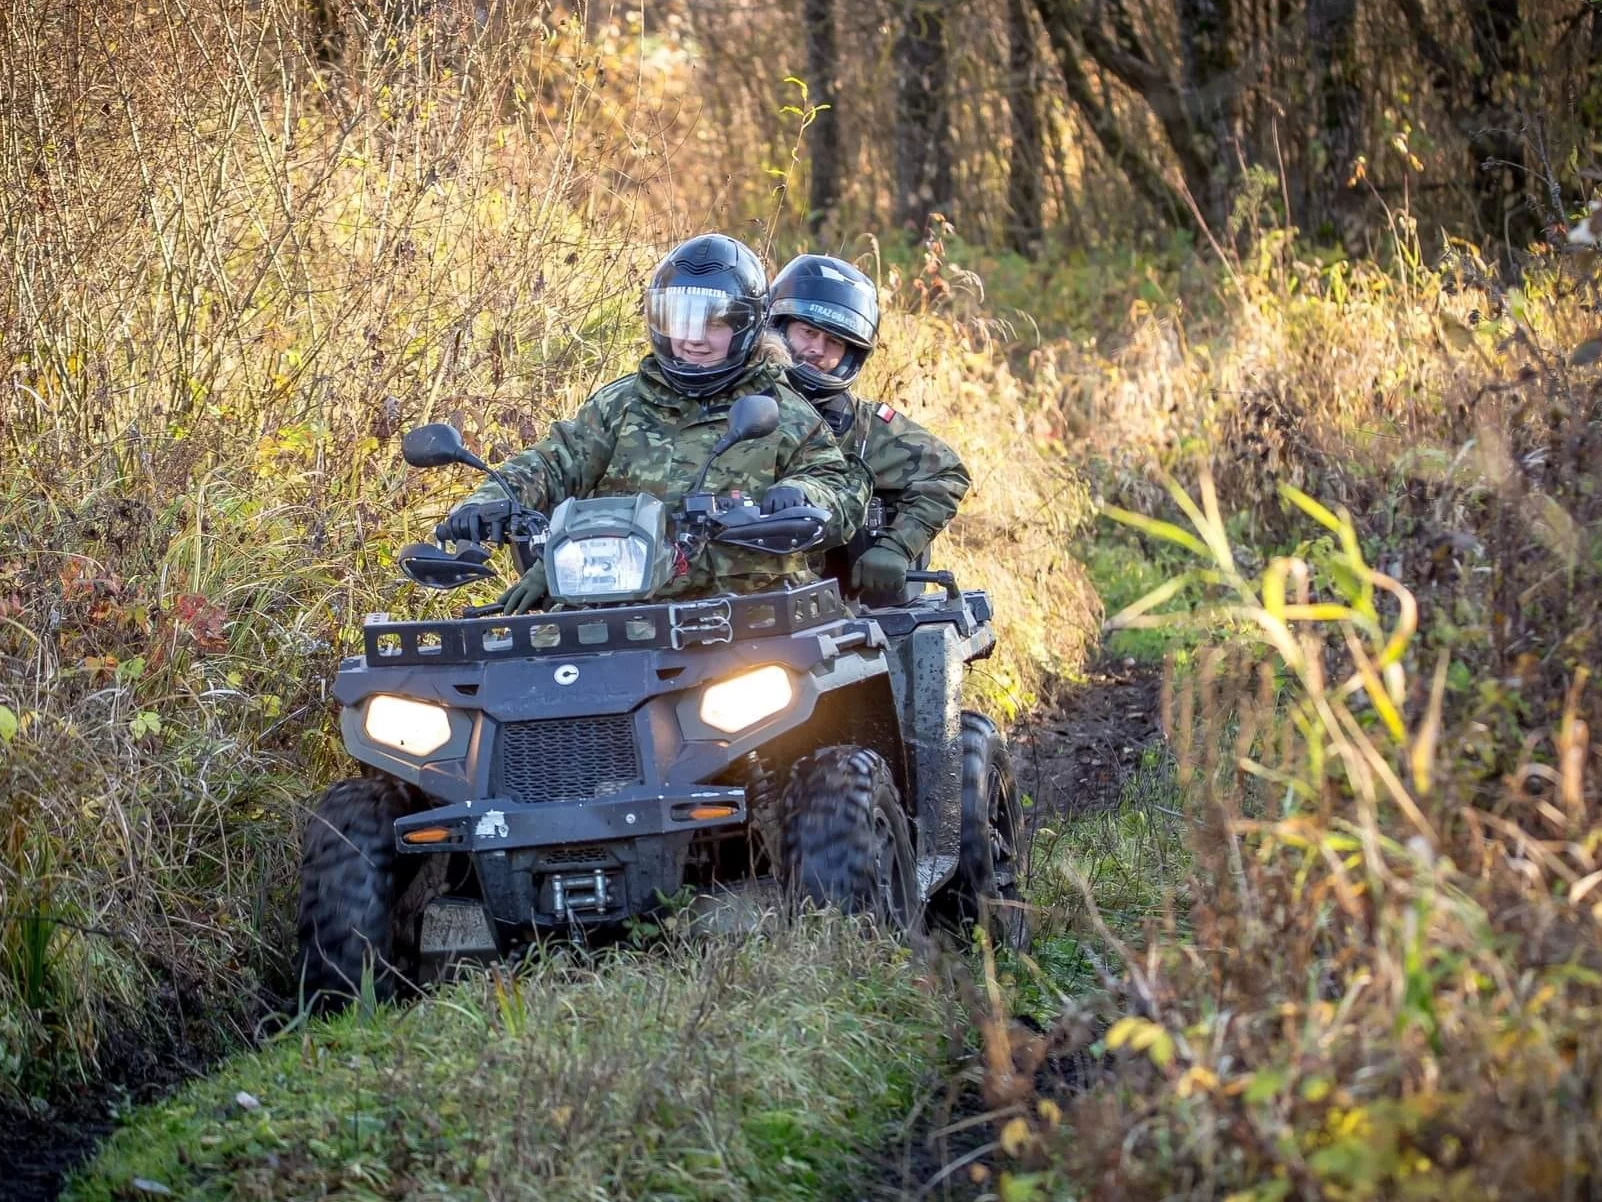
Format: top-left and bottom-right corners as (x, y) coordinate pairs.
(1174, 0), (1242, 226)
(1005, 0), (1044, 256)
(893, 0), (953, 232)
(1466, 0), (1532, 260)
(1032, 0), (1192, 225)
(1306, 0), (1361, 242)
(804, 0), (842, 234)
(308, 0), (343, 63)
(1033, 0), (1216, 227)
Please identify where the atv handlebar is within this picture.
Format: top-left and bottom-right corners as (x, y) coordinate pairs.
(906, 569), (961, 602)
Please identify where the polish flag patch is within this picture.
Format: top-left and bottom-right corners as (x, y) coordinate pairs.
(875, 403), (896, 423)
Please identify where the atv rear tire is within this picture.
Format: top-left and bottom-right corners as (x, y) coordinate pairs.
(296, 776), (427, 1012)
(953, 712), (1030, 951)
(780, 746), (918, 932)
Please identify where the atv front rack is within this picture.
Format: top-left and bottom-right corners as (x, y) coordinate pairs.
(362, 580), (848, 665)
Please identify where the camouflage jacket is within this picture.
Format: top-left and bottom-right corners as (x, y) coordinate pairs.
(815, 392), (970, 561)
(466, 355), (869, 597)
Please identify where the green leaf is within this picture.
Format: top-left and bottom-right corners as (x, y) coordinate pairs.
(1104, 570), (1202, 629)
(998, 1171), (1046, 1202)
(1100, 505), (1211, 558)
(1279, 484), (1343, 534)
(130, 711), (163, 739)
(1244, 1069), (1287, 1104)
(0, 704), (17, 744)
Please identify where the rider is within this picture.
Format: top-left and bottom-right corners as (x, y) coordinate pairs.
(436, 235), (868, 614)
(769, 253), (970, 605)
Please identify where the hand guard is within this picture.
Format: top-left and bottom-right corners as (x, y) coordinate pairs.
(851, 542), (911, 607)
(759, 483), (808, 514)
(434, 503), (499, 546)
(497, 561), (549, 615)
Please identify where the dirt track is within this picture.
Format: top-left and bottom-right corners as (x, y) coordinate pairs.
(1014, 658), (1165, 817)
(868, 656), (1167, 1199)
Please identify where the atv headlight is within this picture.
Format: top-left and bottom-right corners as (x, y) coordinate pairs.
(364, 695), (452, 756)
(551, 535), (651, 597)
(699, 665), (794, 735)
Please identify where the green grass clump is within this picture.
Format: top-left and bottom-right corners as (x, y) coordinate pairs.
(69, 923), (946, 1201)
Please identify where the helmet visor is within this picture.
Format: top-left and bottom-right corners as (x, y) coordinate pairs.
(646, 286), (758, 344)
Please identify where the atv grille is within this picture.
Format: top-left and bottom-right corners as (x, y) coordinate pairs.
(498, 715), (642, 804)
(541, 845), (609, 866)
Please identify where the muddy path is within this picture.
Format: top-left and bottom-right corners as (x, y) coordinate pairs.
(1013, 656), (1165, 818)
(1, 1022), (221, 1202)
(869, 655), (1166, 1200)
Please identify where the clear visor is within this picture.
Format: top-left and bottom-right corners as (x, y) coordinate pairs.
(646, 286), (753, 342)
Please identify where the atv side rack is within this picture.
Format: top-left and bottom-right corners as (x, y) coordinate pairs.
(362, 580), (849, 665)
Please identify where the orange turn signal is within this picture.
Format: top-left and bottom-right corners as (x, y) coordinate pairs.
(688, 805), (737, 822)
(402, 826), (452, 845)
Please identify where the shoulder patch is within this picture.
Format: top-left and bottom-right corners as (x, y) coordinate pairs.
(875, 403), (896, 423)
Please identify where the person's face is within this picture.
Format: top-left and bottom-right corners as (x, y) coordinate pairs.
(670, 319), (735, 366)
(785, 320), (847, 373)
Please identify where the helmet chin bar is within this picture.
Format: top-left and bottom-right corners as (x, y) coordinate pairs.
(650, 331), (757, 397)
(785, 342), (870, 400)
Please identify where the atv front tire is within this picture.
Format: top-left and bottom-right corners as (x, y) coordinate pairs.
(780, 746), (918, 931)
(295, 776), (427, 1012)
(953, 712), (1030, 951)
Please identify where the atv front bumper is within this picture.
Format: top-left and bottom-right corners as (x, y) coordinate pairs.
(395, 786), (749, 932)
(392, 784), (746, 853)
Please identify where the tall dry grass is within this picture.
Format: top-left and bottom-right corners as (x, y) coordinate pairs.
(953, 203), (1602, 1197)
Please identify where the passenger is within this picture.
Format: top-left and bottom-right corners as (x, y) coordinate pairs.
(435, 235), (869, 613)
(769, 254), (970, 605)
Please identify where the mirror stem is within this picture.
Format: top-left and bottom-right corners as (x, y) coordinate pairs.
(481, 466), (525, 514)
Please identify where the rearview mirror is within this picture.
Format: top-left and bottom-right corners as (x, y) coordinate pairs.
(397, 542), (499, 590)
(726, 392), (781, 445)
(402, 423), (488, 471)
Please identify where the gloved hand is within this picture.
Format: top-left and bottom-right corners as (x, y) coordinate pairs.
(498, 561), (548, 615)
(852, 542), (912, 606)
(759, 483), (808, 514)
(435, 502), (498, 546)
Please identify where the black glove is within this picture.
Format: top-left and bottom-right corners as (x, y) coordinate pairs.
(759, 483), (808, 514)
(497, 561), (548, 615)
(852, 542), (912, 606)
(435, 503), (498, 545)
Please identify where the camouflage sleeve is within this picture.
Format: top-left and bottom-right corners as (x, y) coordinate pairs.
(464, 380), (630, 511)
(860, 404), (971, 560)
(773, 405), (870, 548)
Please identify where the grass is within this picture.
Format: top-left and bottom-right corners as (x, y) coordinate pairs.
(66, 921), (949, 1201)
(947, 220), (1602, 1197)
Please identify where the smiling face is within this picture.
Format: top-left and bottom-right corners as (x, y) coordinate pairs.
(784, 320), (848, 374)
(669, 318), (735, 366)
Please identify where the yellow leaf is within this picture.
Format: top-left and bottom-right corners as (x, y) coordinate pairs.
(1105, 1016), (1144, 1049)
(999, 1116), (1032, 1158)
(1148, 1031), (1175, 1067)
(1176, 1066), (1218, 1098)
(1036, 1099), (1062, 1125)
(549, 1106), (572, 1125)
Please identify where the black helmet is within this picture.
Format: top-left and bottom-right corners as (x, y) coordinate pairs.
(769, 254), (879, 399)
(644, 234), (769, 398)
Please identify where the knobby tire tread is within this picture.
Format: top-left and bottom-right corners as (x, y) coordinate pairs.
(295, 775), (424, 1011)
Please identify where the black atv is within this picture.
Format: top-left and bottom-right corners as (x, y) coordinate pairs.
(296, 394), (1025, 1007)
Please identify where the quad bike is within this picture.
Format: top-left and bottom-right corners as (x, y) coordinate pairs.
(296, 394), (1026, 1007)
